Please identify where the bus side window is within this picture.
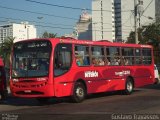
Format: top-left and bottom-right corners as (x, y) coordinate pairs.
(134, 48), (142, 65)
(107, 47), (120, 66)
(75, 55), (81, 66)
(91, 46), (105, 66)
(75, 45), (90, 66)
(54, 44), (72, 76)
(106, 58), (111, 65)
(75, 55), (83, 66)
(92, 58), (98, 65)
(122, 47), (134, 66)
(142, 48), (152, 65)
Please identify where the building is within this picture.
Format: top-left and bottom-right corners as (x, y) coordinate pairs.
(114, 0), (122, 42)
(92, 0), (115, 42)
(0, 22), (37, 43)
(75, 10), (92, 40)
(114, 0), (135, 42)
(114, 0), (155, 42)
(92, 0), (155, 42)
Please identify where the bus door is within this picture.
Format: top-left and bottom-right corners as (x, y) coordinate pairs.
(53, 43), (72, 96)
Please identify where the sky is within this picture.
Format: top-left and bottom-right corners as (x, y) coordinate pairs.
(0, 0), (92, 36)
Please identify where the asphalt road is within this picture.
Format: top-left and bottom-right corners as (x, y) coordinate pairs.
(0, 84), (160, 120)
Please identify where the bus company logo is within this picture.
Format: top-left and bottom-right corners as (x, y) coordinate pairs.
(115, 70), (131, 76)
(85, 71), (98, 78)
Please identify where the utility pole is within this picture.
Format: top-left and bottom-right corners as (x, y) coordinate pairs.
(134, 0), (139, 44)
(138, 0), (143, 27)
(100, 0), (104, 40)
(93, 23), (97, 40)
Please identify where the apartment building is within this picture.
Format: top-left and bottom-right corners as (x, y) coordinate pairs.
(0, 22), (37, 43)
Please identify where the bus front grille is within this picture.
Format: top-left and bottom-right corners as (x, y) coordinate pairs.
(16, 91), (44, 95)
(13, 82), (47, 88)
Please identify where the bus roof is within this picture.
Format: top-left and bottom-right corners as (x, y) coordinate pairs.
(14, 38), (153, 49)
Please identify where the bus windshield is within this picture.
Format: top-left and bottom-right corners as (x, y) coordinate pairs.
(12, 40), (52, 78)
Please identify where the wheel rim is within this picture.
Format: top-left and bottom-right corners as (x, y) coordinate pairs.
(76, 87), (84, 98)
(127, 81), (133, 92)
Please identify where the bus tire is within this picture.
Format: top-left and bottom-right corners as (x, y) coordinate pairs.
(123, 77), (134, 95)
(155, 78), (159, 84)
(71, 82), (86, 103)
(37, 97), (49, 104)
(0, 89), (8, 100)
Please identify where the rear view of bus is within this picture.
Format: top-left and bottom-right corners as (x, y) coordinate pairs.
(10, 40), (53, 102)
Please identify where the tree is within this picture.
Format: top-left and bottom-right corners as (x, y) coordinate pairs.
(126, 22), (160, 44)
(42, 31), (57, 38)
(143, 23), (160, 64)
(0, 37), (14, 67)
(127, 22), (160, 64)
(141, 23), (160, 45)
(126, 31), (135, 44)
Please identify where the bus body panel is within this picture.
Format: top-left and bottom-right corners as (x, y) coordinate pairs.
(0, 59), (5, 92)
(10, 82), (54, 98)
(134, 66), (154, 87)
(54, 66), (154, 97)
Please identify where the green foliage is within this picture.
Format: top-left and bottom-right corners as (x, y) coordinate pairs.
(126, 22), (160, 64)
(126, 22), (160, 45)
(141, 23), (160, 45)
(126, 31), (135, 44)
(42, 31), (57, 38)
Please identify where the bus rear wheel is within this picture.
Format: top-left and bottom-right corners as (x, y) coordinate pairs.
(123, 78), (134, 95)
(71, 82), (86, 103)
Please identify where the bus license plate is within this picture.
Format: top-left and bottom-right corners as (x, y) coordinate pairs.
(24, 90), (31, 93)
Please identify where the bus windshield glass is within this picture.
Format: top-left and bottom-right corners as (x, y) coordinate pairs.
(12, 40), (52, 78)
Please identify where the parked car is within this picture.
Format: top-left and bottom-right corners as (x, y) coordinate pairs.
(154, 64), (160, 84)
(0, 58), (8, 100)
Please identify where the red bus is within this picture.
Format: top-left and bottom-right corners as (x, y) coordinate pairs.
(10, 38), (155, 103)
(0, 57), (7, 100)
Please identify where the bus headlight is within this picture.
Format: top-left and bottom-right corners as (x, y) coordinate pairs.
(37, 78), (47, 81)
(12, 79), (19, 82)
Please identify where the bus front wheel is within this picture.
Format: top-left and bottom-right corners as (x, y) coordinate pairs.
(71, 82), (86, 103)
(123, 78), (134, 95)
